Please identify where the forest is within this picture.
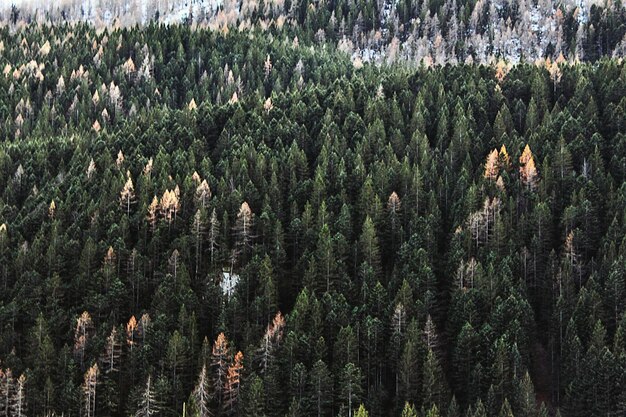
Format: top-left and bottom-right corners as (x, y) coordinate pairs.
(0, 1), (626, 417)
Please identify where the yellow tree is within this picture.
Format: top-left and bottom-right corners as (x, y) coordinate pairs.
(233, 201), (254, 266)
(519, 144), (539, 190)
(196, 179), (211, 208)
(147, 196), (159, 232)
(484, 149), (499, 180)
(498, 144), (510, 170)
(120, 173), (136, 216)
(116, 150), (125, 168)
(74, 311), (94, 369)
(48, 200), (56, 219)
(83, 364), (98, 417)
(212, 333), (230, 408)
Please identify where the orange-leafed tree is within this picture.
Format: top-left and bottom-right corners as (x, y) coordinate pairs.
(224, 351), (244, 415)
(127, 316), (138, 352)
(212, 332), (230, 408)
(258, 311), (285, 374)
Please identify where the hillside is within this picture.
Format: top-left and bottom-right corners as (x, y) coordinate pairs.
(0, 5), (625, 417)
(2, 0), (626, 64)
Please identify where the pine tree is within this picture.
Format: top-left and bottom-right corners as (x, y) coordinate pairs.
(242, 374), (265, 417)
(340, 363), (363, 417)
(422, 349), (448, 410)
(309, 360), (332, 417)
(401, 402), (418, 417)
(355, 404), (369, 417)
(358, 216), (381, 277)
(516, 371), (536, 417)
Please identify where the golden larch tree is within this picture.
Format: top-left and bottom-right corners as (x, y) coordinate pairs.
(48, 200), (56, 219)
(484, 149), (499, 180)
(212, 332), (230, 408)
(196, 179), (211, 208)
(519, 144), (539, 190)
(82, 364), (98, 417)
(498, 144), (510, 170)
(234, 201), (254, 261)
(116, 150), (125, 168)
(120, 174), (136, 216)
(147, 196), (159, 232)
(74, 311), (94, 370)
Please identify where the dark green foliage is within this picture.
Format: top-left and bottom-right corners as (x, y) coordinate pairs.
(0, 20), (624, 417)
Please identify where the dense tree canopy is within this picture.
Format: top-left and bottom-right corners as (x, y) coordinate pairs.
(0, 16), (625, 417)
